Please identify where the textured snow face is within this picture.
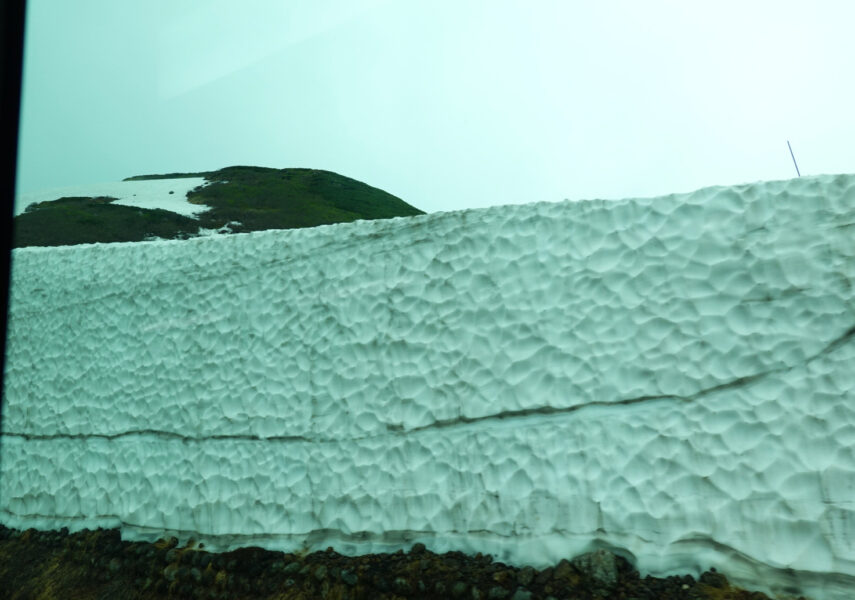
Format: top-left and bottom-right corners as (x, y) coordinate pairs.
(4, 175), (855, 599)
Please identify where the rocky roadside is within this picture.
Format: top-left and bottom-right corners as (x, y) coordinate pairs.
(0, 525), (806, 600)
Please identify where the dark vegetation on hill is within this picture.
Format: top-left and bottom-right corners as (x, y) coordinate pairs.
(13, 196), (201, 248)
(124, 172), (210, 181)
(14, 166), (424, 248)
(184, 166), (424, 233)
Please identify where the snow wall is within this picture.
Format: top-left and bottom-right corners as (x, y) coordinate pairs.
(3, 175), (855, 599)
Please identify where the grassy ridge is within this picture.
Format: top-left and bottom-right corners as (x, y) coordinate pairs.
(123, 172), (212, 181)
(187, 166), (423, 234)
(14, 167), (424, 248)
(13, 197), (201, 248)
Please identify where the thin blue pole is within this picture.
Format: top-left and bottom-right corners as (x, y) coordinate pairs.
(787, 140), (801, 177)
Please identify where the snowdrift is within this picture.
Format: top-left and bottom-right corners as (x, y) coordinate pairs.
(4, 175), (855, 599)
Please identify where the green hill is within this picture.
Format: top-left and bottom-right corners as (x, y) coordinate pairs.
(14, 166), (424, 248)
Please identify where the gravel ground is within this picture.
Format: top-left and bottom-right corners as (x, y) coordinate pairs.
(0, 525), (806, 600)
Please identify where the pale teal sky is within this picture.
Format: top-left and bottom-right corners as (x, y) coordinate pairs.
(15, 0), (855, 213)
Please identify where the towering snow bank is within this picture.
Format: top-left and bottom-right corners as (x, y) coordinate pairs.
(3, 175), (855, 599)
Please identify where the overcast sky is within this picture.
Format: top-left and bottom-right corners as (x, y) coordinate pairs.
(15, 0), (855, 213)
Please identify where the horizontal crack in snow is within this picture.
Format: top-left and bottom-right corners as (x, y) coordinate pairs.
(4, 322), (854, 442)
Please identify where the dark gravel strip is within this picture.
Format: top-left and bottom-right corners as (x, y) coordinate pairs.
(0, 524), (805, 600)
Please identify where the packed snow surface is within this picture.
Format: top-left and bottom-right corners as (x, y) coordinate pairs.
(15, 177), (209, 217)
(4, 175), (855, 599)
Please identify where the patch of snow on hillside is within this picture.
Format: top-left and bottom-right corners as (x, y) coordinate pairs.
(15, 177), (210, 218)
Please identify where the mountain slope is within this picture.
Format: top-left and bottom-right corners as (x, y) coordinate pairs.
(14, 166), (424, 248)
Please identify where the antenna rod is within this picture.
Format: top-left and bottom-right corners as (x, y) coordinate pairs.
(787, 140), (801, 177)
